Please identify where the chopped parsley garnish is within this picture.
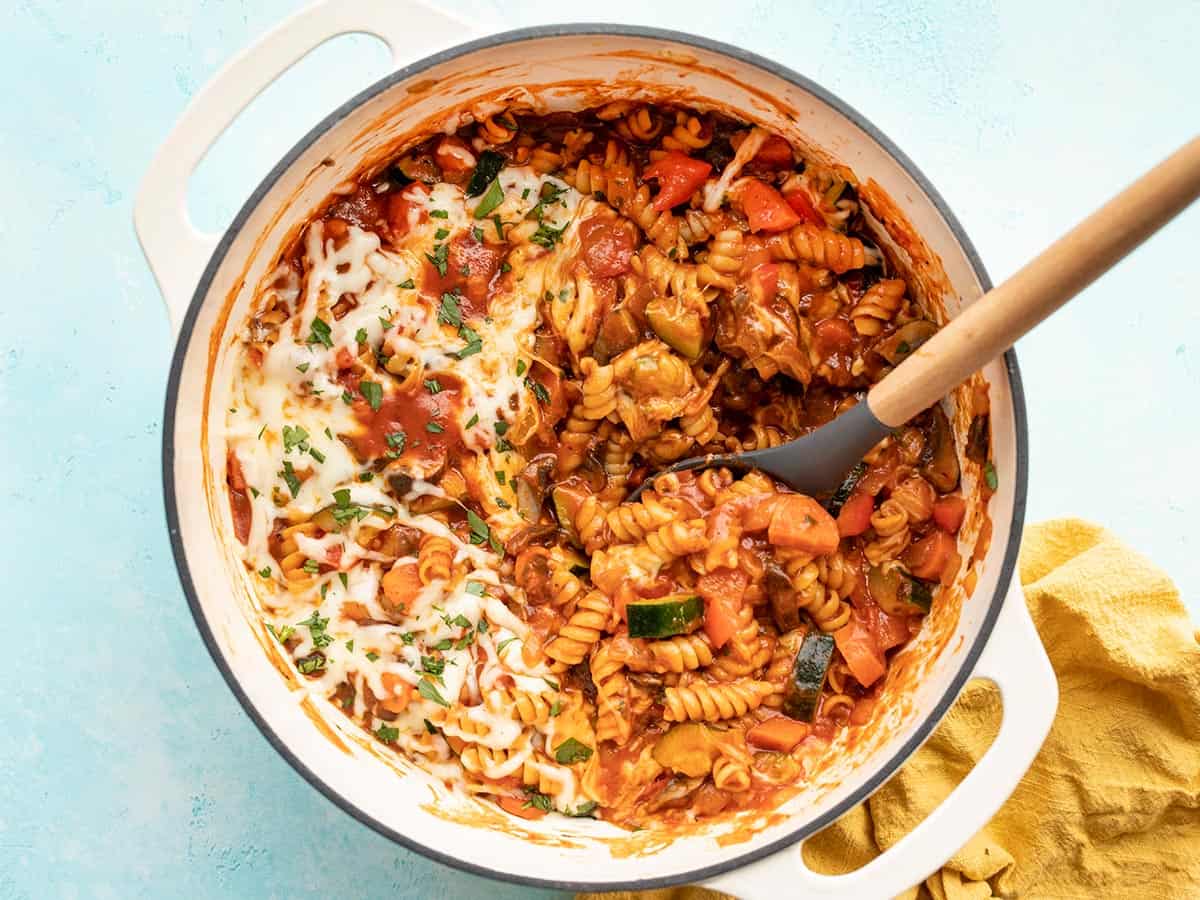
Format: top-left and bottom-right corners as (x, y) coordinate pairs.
(437, 292), (462, 327)
(515, 359), (527, 376)
(330, 487), (395, 526)
(554, 738), (594, 765)
(296, 609), (332, 648)
(454, 324), (482, 359)
(417, 677), (449, 707)
(266, 622), (293, 643)
(568, 801), (599, 818)
(429, 208), (449, 219)
(339, 572), (349, 589)
(529, 223), (565, 249)
(297, 654), (326, 675)
(549, 699), (563, 718)
(345, 639), (354, 651)
(493, 421), (509, 436)
(258, 566), (272, 579)
(496, 637), (517, 654)
(308, 446), (325, 464)
(257, 424), (267, 440)
(472, 226), (485, 243)
(495, 470), (506, 486)
(385, 429), (407, 457)
(375, 723), (399, 743)
(526, 377), (551, 404)
(521, 187), (531, 200)
(341, 390), (354, 405)
(324, 427), (333, 440)
(523, 789), (552, 812)
(474, 180), (505, 220)
(459, 263), (470, 276)
(282, 424), (309, 453)
(400, 632), (415, 645)
(424, 379), (442, 394)
(495, 496), (510, 509)
(465, 413), (480, 429)
(465, 581), (485, 596)
(431, 638), (453, 651)
(379, 316), (394, 331)
(500, 261), (511, 273)
(307, 317), (333, 348)
(249, 487), (260, 498)
(425, 422), (444, 433)
(426, 243), (449, 276)
(466, 510), (491, 547)
(397, 278), (415, 290)
(302, 559), (320, 574)
(542, 676), (560, 692)
(492, 215), (505, 241)
(434, 227), (450, 240)
(280, 461), (301, 497)
(366, 651), (380, 662)
(296, 362), (310, 373)
(423, 718), (438, 735)
(896, 341), (912, 356)
(421, 655), (446, 676)
(984, 461), (998, 491)
(466, 149), (506, 197)
(359, 380), (383, 411)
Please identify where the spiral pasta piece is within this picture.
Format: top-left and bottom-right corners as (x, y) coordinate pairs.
(707, 635), (774, 680)
(592, 641), (633, 745)
(712, 754), (753, 792)
(765, 223), (870, 274)
(697, 229), (746, 292)
(417, 533), (454, 584)
(865, 500), (912, 566)
(545, 590), (612, 665)
(606, 490), (679, 542)
(486, 688), (555, 726)
(851, 279), (906, 336)
(477, 112), (517, 145)
(278, 521), (321, 595)
(663, 679), (775, 723)
(660, 111), (712, 154)
(624, 634), (715, 673)
(578, 358), (618, 421)
(644, 518), (708, 563)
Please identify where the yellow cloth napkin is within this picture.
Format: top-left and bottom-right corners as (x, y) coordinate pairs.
(583, 519), (1200, 899)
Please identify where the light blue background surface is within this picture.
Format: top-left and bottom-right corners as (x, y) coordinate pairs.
(3, 1), (1197, 897)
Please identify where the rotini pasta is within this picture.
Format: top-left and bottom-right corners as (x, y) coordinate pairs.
(229, 102), (969, 831)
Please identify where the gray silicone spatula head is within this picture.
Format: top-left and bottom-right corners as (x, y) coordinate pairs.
(628, 402), (892, 502)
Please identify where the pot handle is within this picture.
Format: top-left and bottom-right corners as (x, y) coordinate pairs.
(700, 579), (1058, 899)
(133, 0), (470, 334)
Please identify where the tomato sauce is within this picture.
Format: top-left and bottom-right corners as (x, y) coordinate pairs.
(579, 216), (635, 277)
(421, 234), (506, 318)
(326, 184), (385, 231)
(225, 449), (252, 545)
(345, 372), (466, 470)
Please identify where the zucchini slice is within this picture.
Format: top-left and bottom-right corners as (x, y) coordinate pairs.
(824, 462), (866, 517)
(626, 594), (703, 639)
(783, 632), (836, 722)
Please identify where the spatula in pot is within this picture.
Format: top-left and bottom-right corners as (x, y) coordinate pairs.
(629, 136), (1200, 502)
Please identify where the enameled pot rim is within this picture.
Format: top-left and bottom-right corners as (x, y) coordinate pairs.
(161, 23), (1029, 892)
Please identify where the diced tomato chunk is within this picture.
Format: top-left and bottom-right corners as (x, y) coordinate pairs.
(739, 493), (778, 532)
(697, 569), (747, 649)
(386, 183), (430, 237)
(498, 795), (548, 820)
(749, 262), (779, 301)
(752, 135), (794, 169)
(747, 716), (811, 752)
(837, 491), (874, 537)
(741, 179), (802, 233)
(904, 531), (958, 581)
(434, 136), (476, 174)
(783, 189), (825, 226)
(815, 317), (855, 354)
(767, 495), (839, 555)
(872, 605), (911, 651)
(834, 610), (886, 688)
(642, 151), (712, 212)
(932, 496), (967, 533)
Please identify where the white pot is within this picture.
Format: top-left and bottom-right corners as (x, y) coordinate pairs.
(136, 3), (1057, 896)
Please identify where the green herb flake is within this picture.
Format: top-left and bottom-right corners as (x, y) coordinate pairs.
(500, 261), (511, 273)
(465, 581), (485, 597)
(492, 215), (506, 241)
(425, 422), (444, 433)
(465, 413), (480, 429)
(345, 639), (354, 652)
(375, 723), (400, 743)
(466, 149), (506, 196)
(495, 496), (510, 509)
(466, 510), (491, 547)
(307, 317), (333, 348)
(282, 424), (309, 453)
(554, 737), (594, 765)
(568, 800), (599, 818)
(302, 559), (320, 574)
(421, 655), (446, 676)
(296, 362), (310, 373)
(426, 243), (449, 276)
(429, 209), (449, 219)
(341, 390), (354, 405)
(472, 226), (485, 243)
(525, 377), (550, 404)
(379, 316), (394, 331)
(366, 651), (381, 662)
(339, 572), (349, 589)
(423, 718), (438, 735)
(297, 654), (326, 675)
(542, 676), (560, 692)
(249, 487), (260, 498)
(515, 359), (527, 376)
(984, 461), (998, 491)
(473, 179), (504, 219)
(280, 461), (301, 497)
(496, 637), (517, 654)
(494, 420), (509, 436)
(434, 227), (450, 240)
(266, 622), (293, 644)
(549, 699), (563, 718)
(417, 677), (450, 707)
(397, 278), (415, 290)
(359, 380), (383, 411)
(424, 379), (443, 394)
(257, 424), (267, 440)
(308, 446), (325, 464)
(523, 789), (552, 812)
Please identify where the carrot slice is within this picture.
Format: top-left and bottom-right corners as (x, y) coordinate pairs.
(767, 495), (840, 555)
(697, 569), (747, 649)
(747, 716), (811, 752)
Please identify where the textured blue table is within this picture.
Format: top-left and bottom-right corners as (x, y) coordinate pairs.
(3, 2), (1197, 897)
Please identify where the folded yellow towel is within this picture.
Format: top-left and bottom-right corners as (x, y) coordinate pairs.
(584, 519), (1200, 899)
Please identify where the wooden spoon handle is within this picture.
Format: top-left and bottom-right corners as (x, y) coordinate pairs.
(867, 135), (1200, 428)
